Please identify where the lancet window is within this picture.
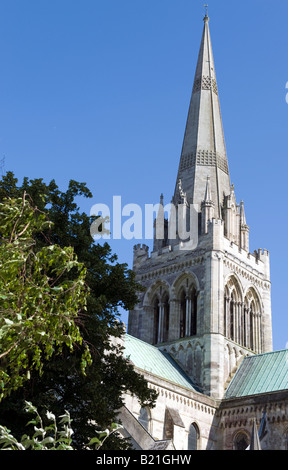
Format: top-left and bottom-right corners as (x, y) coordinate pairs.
(188, 423), (200, 450)
(152, 291), (170, 345)
(153, 297), (160, 344)
(244, 291), (262, 353)
(138, 407), (151, 433)
(178, 281), (198, 339)
(180, 290), (186, 338)
(224, 278), (242, 343)
(162, 294), (170, 343)
(151, 276), (198, 344)
(224, 277), (262, 353)
(233, 431), (249, 450)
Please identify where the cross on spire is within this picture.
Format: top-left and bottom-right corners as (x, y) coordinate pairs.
(204, 4), (209, 21)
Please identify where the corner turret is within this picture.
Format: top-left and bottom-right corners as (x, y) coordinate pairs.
(201, 176), (215, 234)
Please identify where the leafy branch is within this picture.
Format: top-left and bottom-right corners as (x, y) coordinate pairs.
(0, 194), (92, 400)
(0, 401), (122, 450)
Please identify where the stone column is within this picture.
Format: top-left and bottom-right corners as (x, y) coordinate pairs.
(224, 296), (228, 337)
(247, 308), (251, 350)
(250, 310), (255, 351)
(234, 302), (239, 344)
(158, 303), (164, 343)
(256, 313), (261, 353)
(231, 301), (235, 341)
(168, 298), (180, 342)
(237, 302), (242, 345)
(185, 296), (191, 337)
(188, 298), (192, 336)
(243, 306), (248, 348)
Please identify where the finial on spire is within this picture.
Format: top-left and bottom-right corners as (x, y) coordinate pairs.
(178, 179), (187, 205)
(204, 176), (212, 202)
(203, 4), (209, 22)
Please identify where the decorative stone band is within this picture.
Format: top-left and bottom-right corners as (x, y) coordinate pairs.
(193, 75), (218, 95)
(179, 149), (229, 174)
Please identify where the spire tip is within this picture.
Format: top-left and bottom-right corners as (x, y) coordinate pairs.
(203, 4), (209, 22)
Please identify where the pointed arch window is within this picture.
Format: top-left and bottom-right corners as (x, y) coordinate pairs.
(178, 284), (198, 339)
(224, 279), (262, 353)
(244, 289), (262, 353)
(224, 276), (243, 344)
(233, 431), (249, 450)
(138, 407), (151, 432)
(153, 298), (160, 345)
(190, 286), (197, 336)
(188, 423), (200, 450)
(250, 302), (255, 351)
(163, 294), (170, 343)
(152, 292), (170, 345)
(180, 290), (186, 338)
(230, 292), (235, 341)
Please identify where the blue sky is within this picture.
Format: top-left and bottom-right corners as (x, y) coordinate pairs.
(0, 0), (287, 350)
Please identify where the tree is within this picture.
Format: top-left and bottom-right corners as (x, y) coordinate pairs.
(0, 192), (91, 401)
(0, 172), (157, 450)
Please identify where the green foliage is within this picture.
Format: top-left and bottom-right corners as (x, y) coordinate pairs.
(87, 422), (124, 450)
(0, 172), (157, 450)
(0, 193), (92, 400)
(0, 401), (122, 450)
(0, 401), (74, 450)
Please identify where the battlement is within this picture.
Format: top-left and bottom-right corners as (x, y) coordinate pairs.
(223, 236), (270, 282)
(254, 249), (270, 275)
(133, 244), (150, 269)
(226, 240), (269, 258)
(255, 248), (269, 258)
(133, 243), (149, 256)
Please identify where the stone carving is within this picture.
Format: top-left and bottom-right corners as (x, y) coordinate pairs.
(178, 179), (188, 205)
(179, 149), (229, 174)
(193, 75), (218, 95)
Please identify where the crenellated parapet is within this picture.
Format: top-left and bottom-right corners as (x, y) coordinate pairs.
(133, 243), (150, 269)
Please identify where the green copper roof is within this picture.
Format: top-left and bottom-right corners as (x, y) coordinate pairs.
(124, 334), (200, 392)
(225, 349), (288, 399)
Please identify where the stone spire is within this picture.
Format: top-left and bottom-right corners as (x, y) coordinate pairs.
(201, 176), (214, 234)
(240, 200), (247, 225)
(174, 14), (231, 218)
(240, 200), (250, 251)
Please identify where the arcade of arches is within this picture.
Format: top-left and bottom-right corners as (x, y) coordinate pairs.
(151, 279), (198, 345)
(149, 274), (262, 353)
(224, 276), (263, 353)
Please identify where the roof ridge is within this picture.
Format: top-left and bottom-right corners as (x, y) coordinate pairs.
(245, 348), (288, 359)
(125, 333), (165, 352)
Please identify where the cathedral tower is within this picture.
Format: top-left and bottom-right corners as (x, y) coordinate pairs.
(128, 14), (272, 399)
